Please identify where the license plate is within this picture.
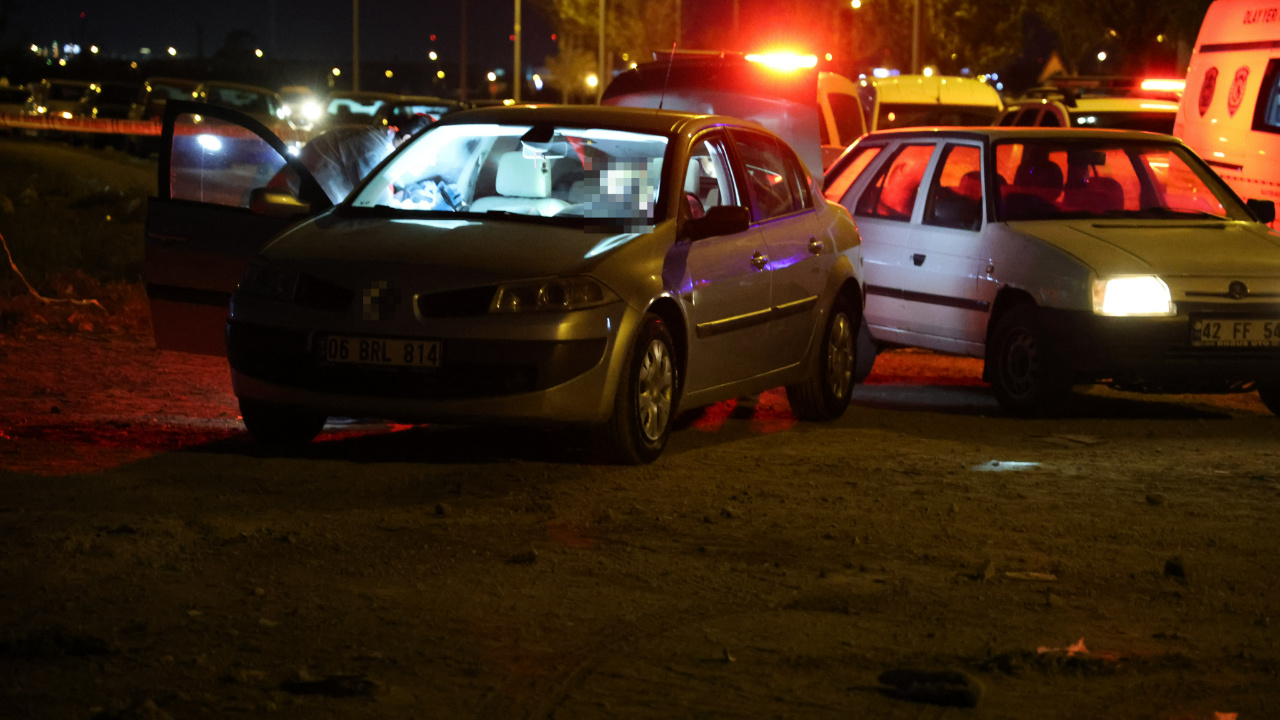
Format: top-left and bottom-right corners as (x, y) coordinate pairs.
(1190, 318), (1280, 347)
(321, 335), (441, 367)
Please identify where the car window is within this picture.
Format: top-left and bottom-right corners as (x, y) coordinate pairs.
(733, 131), (803, 221)
(997, 110), (1018, 127)
(206, 87), (277, 116)
(1040, 110), (1062, 127)
(924, 144), (983, 231)
(878, 104), (1000, 129)
(1254, 59), (1280, 134)
(150, 83), (193, 101)
(996, 141), (1242, 221)
(823, 144), (883, 205)
(49, 84), (86, 101)
(829, 93), (865, 145)
(1014, 108), (1040, 126)
(352, 124), (670, 226)
(855, 143), (935, 221)
(684, 134), (739, 219)
(168, 111), (295, 208)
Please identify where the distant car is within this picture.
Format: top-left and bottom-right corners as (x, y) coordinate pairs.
(0, 85), (32, 134)
(193, 81), (290, 132)
(823, 126), (1280, 414)
(371, 96), (466, 131)
(72, 81), (141, 147)
(857, 74), (1004, 130)
(145, 101), (866, 462)
(127, 77), (202, 155)
(279, 85), (322, 130)
(998, 84), (1179, 134)
(319, 90), (400, 130)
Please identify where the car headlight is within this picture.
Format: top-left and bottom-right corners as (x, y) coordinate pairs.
(239, 261), (298, 301)
(302, 101), (322, 122)
(1092, 276), (1175, 316)
(490, 276), (619, 313)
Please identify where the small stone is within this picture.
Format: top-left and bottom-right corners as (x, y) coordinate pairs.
(722, 648), (735, 662)
(598, 508), (614, 523)
(434, 503), (448, 516)
(973, 560), (996, 582)
(1045, 590), (1062, 608)
(720, 507), (736, 519)
(1163, 556), (1187, 582)
(508, 549), (538, 565)
(1146, 493), (1166, 506)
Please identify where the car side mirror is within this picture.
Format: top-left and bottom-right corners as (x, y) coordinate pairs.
(1247, 198), (1275, 224)
(249, 187), (311, 218)
(684, 205), (751, 241)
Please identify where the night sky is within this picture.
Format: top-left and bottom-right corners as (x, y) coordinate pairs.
(2, 0), (558, 68)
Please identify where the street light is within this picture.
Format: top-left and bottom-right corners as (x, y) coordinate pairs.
(332, 67), (342, 76)
(89, 45), (99, 54)
(255, 48), (264, 58)
(1097, 51), (1107, 62)
(167, 46), (177, 56)
(586, 73), (599, 88)
(487, 71), (497, 82)
(385, 69), (393, 78)
(437, 70), (446, 79)
(429, 51), (438, 61)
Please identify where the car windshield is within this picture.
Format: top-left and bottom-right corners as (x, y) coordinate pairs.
(995, 140), (1250, 222)
(327, 97), (384, 122)
(351, 123), (670, 226)
(151, 83), (193, 100)
(1067, 110), (1176, 134)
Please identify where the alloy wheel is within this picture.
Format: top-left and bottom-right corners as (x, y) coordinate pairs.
(826, 312), (854, 400)
(637, 339), (674, 442)
(1000, 327), (1038, 399)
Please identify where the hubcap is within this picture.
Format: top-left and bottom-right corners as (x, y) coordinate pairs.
(637, 339), (674, 442)
(1001, 327), (1038, 399)
(826, 312), (854, 399)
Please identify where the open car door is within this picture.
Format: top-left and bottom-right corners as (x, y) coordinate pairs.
(145, 100), (333, 356)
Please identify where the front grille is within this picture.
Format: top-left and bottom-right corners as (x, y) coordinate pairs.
(295, 274), (353, 313)
(416, 285), (498, 317)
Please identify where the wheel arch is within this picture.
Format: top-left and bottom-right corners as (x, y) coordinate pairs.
(643, 296), (688, 385)
(982, 286), (1037, 383)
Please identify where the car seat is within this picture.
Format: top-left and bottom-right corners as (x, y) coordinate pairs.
(1003, 159), (1064, 219)
(469, 152), (569, 216)
(1062, 176), (1125, 214)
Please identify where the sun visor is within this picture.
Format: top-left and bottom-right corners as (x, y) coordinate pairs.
(604, 88), (823, 181)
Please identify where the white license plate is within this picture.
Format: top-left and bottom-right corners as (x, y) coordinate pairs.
(322, 335), (441, 367)
(1190, 318), (1280, 347)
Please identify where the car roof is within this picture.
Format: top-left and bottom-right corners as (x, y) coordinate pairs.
(435, 104), (756, 136)
(861, 126), (1187, 143)
(328, 90), (400, 100)
(145, 77), (201, 88)
(197, 81), (279, 96)
(1006, 96), (1180, 113)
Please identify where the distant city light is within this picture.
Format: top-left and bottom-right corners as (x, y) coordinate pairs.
(1157, 34), (1166, 43)
(1097, 51), (1107, 61)
(586, 73), (599, 88)
(255, 48), (263, 58)
(89, 45), (99, 54)
(532, 73), (543, 91)
(140, 47), (151, 55)
(385, 69), (393, 78)
(923, 66), (934, 77)
(487, 71), (497, 82)
(428, 51), (438, 61)
(332, 67), (341, 76)
(29, 44), (38, 53)
(437, 70), (445, 79)
(167, 46), (177, 56)
(58, 59), (66, 66)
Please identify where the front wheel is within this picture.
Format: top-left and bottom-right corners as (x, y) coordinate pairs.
(596, 314), (680, 464)
(988, 304), (1073, 415)
(786, 296), (857, 421)
(239, 399), (327, 446)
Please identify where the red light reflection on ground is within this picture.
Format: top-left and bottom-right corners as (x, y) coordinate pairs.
(546, 519), (599, 549)
(690, 398), (737, 433)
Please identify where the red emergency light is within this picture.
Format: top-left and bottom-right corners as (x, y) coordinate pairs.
(744, 52), (818, 72)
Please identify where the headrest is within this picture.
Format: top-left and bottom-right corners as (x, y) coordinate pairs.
(1014, 160), (1063, 192)
(495, 152), (552, 198)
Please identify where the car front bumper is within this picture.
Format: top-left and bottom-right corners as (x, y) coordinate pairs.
(226, 303), (638, 425)
(1040, 303), (1280, 392)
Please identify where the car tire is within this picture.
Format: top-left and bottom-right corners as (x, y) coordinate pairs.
(786, 296), (857, 421)
(239, 399), (327, 445)
(989, 304), (1073, 415)
(1257, 381), (1280, 416)
(597, 314), (679, 464)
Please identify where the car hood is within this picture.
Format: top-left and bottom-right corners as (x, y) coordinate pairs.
(262, 214), (649, 288)
(1010, 219), (1280, 277)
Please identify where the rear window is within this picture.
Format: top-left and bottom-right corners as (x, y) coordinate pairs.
(877, 103), (1000, 129)
(1068, 111), (1175, 134)
(855, 143), (935, 220)
(828, 92), (865, 145)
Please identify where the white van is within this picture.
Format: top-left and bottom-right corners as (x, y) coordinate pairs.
(856, 74), (1004, 130)
(1175, 0), (1280, 206)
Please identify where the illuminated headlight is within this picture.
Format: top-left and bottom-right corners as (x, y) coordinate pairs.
(59, 111), (73, 119)
(301, 101), (322, 121)
(278, 106), (292, 118)
(1092, 276), (1174, 316)
(239, 261), (298, 301)
(196, 134), (223, 152)
(36, 105), (47, 114)
(490, 276), (618, 313)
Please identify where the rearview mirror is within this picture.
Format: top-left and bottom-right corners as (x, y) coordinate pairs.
(1247, 198), (1275, 224)
(249, 187), (311, 218)
(684, 205), (751, 241)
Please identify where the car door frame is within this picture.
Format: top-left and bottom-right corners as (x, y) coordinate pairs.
(146, 99), (332, 356)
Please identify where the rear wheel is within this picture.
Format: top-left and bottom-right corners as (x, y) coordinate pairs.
(989, 304), (1072, 415)
(596, 314), (679, 464)
(786, 296), (857, 421)
(239, 399), (327, 446)
(1257, 382), (1280, 416)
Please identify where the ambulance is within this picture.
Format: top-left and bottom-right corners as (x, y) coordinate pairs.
(1175, 0), (1280, 206)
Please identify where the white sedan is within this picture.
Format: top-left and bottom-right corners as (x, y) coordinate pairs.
(823, 127), (1280, 414)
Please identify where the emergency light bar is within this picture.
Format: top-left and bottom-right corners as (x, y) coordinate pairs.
(745, 53), (818, 71)
(1140, 79), (1186, 93)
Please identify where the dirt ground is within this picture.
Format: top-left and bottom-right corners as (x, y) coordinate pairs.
(2, 139), (1279, 720)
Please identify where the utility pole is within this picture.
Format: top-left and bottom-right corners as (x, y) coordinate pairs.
(911, 0), (919, 74)
(514, 0), (521, 102)
(352, 0), (360, 91)
(598, 0), (605, 103)
(460, 0), (468, 101)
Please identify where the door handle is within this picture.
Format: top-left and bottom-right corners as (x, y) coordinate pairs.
(149, 233), (189, 245)
(750, 250), (769, 270)
(808, 236), (822, 255)
(912, 253), (926, 266)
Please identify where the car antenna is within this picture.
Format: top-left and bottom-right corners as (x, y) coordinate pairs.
(657, 42), (677, 111)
